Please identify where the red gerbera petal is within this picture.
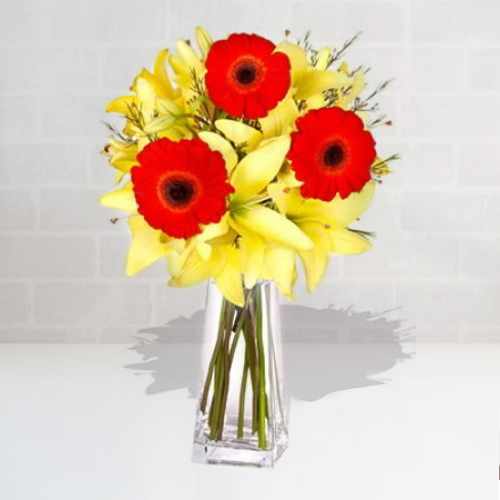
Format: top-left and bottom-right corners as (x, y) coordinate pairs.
(287, 107), (377, 201)
(130, 138), (234, 239)
(205, 33), (291, 119)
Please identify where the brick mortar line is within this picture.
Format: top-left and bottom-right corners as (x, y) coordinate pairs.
(24, 278), (166, 285)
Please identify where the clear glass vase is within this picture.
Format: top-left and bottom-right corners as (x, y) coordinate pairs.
(192, 280), (288, 467)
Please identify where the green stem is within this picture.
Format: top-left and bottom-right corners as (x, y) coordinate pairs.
(208, 346), (222, 436)
(200, 302), (226, 413)
(254, 287), (268, 449)
(244, 298), (259, 434)
(237, 355), (249, 439)
(208, 303), (229, 440)
(229, 310), (245, 364)
(216, 303), (236, 440)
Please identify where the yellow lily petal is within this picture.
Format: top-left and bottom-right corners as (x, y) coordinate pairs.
(126, 215), (168, 276)
(233, 206), (313, 251)
(169, 246), (214, 287)
(263, 246), (296, 299)
(259, 96), (299, 140)
(169, 52), (189, 79)
(176, 40), (205, 76)
(303, 93), (327, 111)
(228, 216), (265, 289)
(100, 183), (137, 213)
(153, 49), (176, 98)
(105, 140), (138, 174)
(194, 217), (231, 260)
(158, 125), (191, 141)
(329, 228), (372, 255)
(169, 245), (227, 287)
(109, 155), (136, 174)
(155, 96), (182, 117)
(196, 242), (212, 261)
(143, 114), (177, 135)
(267, 184), (328, 223)
(106, 95), (135, 115)
(275, 42), (308, 83)
(231, 135), (290, 203)
(296, 70), (351, 100)
(214, 119), (262, 151)
(195, 26), (213, 57)
(270, 181), (376, 227)
(137, 137), (150, 152)
(339, 77), (365, 109)
(198, 131), (238, 172)
(267, 182), (291, 215)
(135, 68), (171, 98)
(297, 222), (330, 291)
(199, 216), (230, 243)
(327, 180), (376, 226)
(166, 240), (192, 277)
(240, 234), (265, 289)
(134, 73), (160, 118)
(337, 65), (366, 109)
(314, 47), (332, 70)
(114, 171), (126, 184)
(215, 246), (244, 307)
(107, 137), (133, 152)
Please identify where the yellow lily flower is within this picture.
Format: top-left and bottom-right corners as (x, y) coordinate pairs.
(189, 214), (233, 262)
(268, 179), (375, 291)
(230, 135), (291, 203)
(102, 139), (139, 183)
(170, 243), (245, 307)
(336, 62), (366, 109)
(237, 224), (265, 289)
(214, 245), (245, 306)
(106, 56), (177, 119)
(259, 94), (300, 141)
(228, 212), (297, 298)
(126, 215), (171, 276)
(100, 183), (137, 214)
(276, 42), (350, 100)
(168, 27), (213, 117)
(269, 179), (375, 227)
(169, 245), (217, 287)
(314, 47), (332, 71)
(195, 26), (213, 57)
(214, 119), (263, 152)
(275, 41), (367, 113)
(261, 245), (297, 299)
(105, 49), (189, 145)
(201, 128), (313, 251)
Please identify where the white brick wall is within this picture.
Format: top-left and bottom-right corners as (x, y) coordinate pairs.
(0, 0), (499, 343)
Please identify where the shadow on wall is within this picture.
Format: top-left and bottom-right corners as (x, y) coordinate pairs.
(126, 305), (413, 402)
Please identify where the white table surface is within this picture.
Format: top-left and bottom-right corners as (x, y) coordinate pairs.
(1, 342), (499, 500)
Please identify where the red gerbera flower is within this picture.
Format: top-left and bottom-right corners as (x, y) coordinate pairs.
(131, 138), (234, 239)
(288, 107), (376, 201)
(205, 33), (291, 119)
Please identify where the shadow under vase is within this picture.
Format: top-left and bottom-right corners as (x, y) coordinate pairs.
(125, 304), (413, 402)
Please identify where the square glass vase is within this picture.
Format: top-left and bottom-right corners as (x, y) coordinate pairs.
(192, 280), (288, 467)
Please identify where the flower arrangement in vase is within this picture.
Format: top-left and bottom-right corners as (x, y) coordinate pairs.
(100, 27), (397, 467)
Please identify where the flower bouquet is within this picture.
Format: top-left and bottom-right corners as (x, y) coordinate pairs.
(101, 27), (396, 467)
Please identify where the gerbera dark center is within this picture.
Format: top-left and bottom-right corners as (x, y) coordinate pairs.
(235, 64), (257, 85)
(323, 144), (345, 168)
(164, 180), (194, 207)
